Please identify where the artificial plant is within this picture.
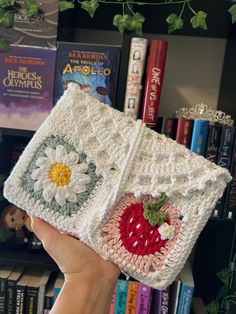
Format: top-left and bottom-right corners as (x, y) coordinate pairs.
(59, 0), (236, 34)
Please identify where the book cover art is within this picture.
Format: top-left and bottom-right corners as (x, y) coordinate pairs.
(141, 39), (168, 128)
(136, 283), (152, 314)
(54, 42), (121, 107)
(0, 45), (56, 131)
(123, 37), (148, 120)
(0, 0), (58, 48)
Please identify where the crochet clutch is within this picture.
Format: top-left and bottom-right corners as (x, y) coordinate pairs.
(4, 83), (231, 289)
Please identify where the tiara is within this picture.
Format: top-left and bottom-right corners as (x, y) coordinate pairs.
(175, 103), (234, 126)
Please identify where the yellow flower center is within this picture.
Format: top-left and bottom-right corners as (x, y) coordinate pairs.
(49, 163), (71, 186)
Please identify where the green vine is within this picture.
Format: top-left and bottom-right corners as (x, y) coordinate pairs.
(206, 253), (236, 314)
(0, 0), (39, 51)
(59, 0), (236, 34)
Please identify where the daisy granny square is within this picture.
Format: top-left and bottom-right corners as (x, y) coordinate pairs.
(4, 83), (232, 289)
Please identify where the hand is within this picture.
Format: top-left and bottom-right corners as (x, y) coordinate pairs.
(30, 216), (120, 282)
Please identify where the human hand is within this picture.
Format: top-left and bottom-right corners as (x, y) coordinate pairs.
(30, 216), (120, 283)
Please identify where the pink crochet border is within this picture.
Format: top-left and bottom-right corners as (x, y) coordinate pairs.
(102, 194), (182, 274)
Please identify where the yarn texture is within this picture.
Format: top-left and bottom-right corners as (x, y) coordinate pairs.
(4, 82), (232, 289)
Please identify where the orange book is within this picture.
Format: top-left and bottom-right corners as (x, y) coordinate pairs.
(125, 281), (139, 314)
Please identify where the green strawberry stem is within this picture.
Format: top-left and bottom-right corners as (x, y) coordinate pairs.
(143, 192), (169, 226)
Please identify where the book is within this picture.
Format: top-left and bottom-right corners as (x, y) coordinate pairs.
(168, 279), (181, 314)
(177, 261), (194, 314)
(109, 286), (117, 314)
(6, 266), (25, 314)
(156, 117), (178, 139)
(53, 273), (64, 304)
(43, 273), (57, 314)
(54, 42), (121, 107)
(125, 281), (139, 314)
(141, 39), (168, 128)
(175, 118), (193, 148)
(115, 279), (129, 314)
(190, 120), (209, 156)
(0, 44), (57, 131)
(205, 125), (222, 163)
(151, 287), (170, 314)
(15, 271), (30, 314)
(214, 126), (236, 218)
(123, 37), (148, 120)
(0, 265), (15, 314)
(0, 0), (59, 48)
(136, 283), (152, 314)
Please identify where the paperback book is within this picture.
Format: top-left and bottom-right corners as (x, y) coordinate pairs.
(0, 45), (56, 131)
(54, 42), (121, 107)
(0, 0), (59, 48)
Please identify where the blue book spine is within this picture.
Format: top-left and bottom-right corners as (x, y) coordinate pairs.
(115, 280), (128, 314)
(190, 120), (209, 156)
(177, 284), (194, 314)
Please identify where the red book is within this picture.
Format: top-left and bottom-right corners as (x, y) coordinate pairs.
(141, 40), (168, 128)
(175, 118), (193, 148)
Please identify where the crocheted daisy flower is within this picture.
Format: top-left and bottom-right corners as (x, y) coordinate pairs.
(158, 222), (175, 240)
(31, 145), (90, 206)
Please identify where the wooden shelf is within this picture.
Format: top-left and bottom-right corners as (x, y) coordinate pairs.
(0, 244), (58, 270)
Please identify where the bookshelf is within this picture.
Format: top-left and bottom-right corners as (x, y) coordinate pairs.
(0, 0), (236, 313)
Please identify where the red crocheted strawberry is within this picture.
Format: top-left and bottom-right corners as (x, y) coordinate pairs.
(119, 193), (170, 256)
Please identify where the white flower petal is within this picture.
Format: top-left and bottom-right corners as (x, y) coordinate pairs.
(72, 185), (87, 194)
(71, 163), (88, 174)
(42, 184), (57, 202)
(31, 168), (43, 180)
(63, 151), (79, 166)
(45, 147), (56, 162)
(33, 178), (44, 191)
(55, 188), (67, 206)
(71, 173), (90, 186)
(66, 191), (77, 203)
(35, 157), (50, 168)
(55, 145), (67, 163)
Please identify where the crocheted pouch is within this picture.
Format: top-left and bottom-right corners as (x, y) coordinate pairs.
(4, 83), (231, 289)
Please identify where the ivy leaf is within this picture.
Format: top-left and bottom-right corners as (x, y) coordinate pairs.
(113, 14), (130, 33)
(25, 0), (39, 17)
(166, 13), (183, 34)
(190, 11), (207, 30)
(0, 9), (14, 27)
(229, 4), (236, 23)
(81, 0), (99, 18)
(127, 12), (145, 35)
(216, 268), (231, 286)
(59, 0), (75, 12)
(0, 0), (16, 8)
(205, 300), (220, 314)
(0, 36), (9, 51)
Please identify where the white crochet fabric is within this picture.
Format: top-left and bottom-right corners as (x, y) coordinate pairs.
(4, 83), (231, 289)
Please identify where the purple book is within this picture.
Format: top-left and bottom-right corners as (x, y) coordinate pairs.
(136, 283), (152, 314)
(0, 44), (56, 131)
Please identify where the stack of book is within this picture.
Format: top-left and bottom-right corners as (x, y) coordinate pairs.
(0, 260), (194, 314)
(156, 116), (236, 221)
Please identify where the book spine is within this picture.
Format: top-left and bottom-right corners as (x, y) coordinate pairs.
(205, 125), (222, 163)
(15, 286), (25, 314)
(125, 281), (139, 314)
(214, 126), (236, 219)
(150, 289), (162, 313)
(157, 117), (178, 139)
(0, 278), (6, 314)
(124, 37), (148, 120)
(177, 285), (194, 314)
(109, 286), (117, 314)
(114, 280), (128, 314)
(37, 285), (46, 314)
(190, 120), (209, 156)
(6, 279), (16, 314)
(26, 287), (38, 314)
(175, 118), (193, 148)
(160, 288), (170, 314)
(136, 283), (152, 314)
(141, 40), (168, 128)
